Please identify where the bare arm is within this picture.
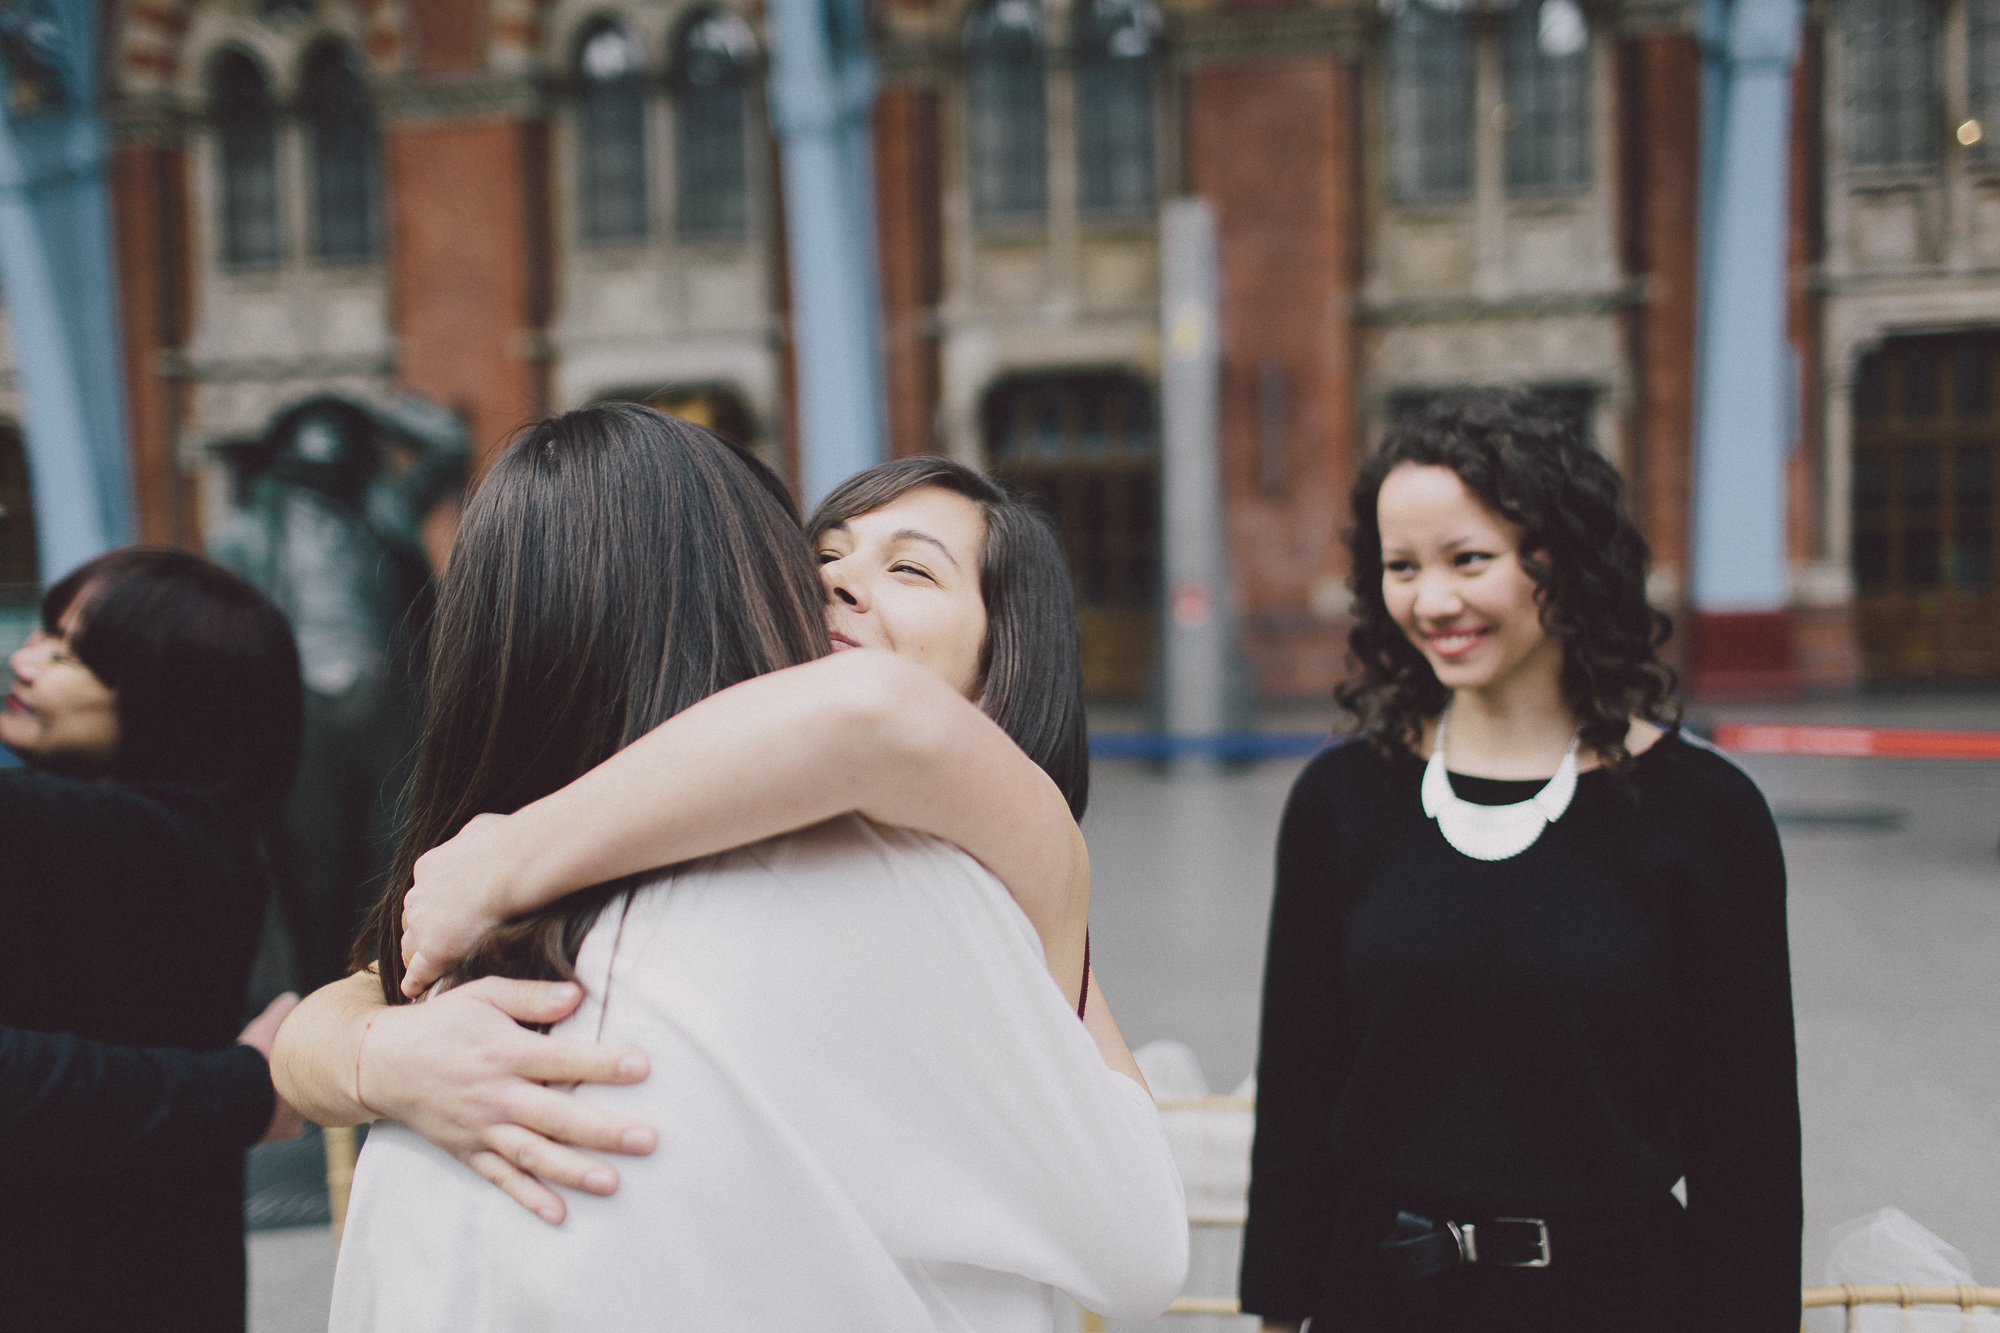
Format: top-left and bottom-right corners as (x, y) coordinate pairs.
(271, 971), (658, 1223)
(401, 650), (1088, 1007)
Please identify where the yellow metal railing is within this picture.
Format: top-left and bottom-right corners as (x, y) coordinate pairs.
(1801, 1285), (2000, 1332)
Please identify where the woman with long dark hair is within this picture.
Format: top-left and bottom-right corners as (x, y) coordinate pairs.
(1239, 393), (1801, 1332)
(301, 407), (1183, 1328)
(273, 453), (1109, 1221)
(0, 547), (303, 1332)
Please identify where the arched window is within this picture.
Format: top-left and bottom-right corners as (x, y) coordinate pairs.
(672, 9), (756, 242)
(211, 51), (281, 266)
(300, 40), (379, 262)
(1385, 0), (1472, 204)
(1842, 0), (1936, 170)
(576, 19), (648, 243)
(1074, 0), (1160, 218)
(966, 0), (1047, 224)
(1502, 0), (1590, 193)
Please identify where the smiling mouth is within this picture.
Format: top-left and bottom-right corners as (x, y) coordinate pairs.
(1425, 628), (1489, 659)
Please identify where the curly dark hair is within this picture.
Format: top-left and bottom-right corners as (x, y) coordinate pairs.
(1335, 391), (1679, 771)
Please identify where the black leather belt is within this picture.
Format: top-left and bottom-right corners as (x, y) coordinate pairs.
(1380, 1209), (1553, 1282)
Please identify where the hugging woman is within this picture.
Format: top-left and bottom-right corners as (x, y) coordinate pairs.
(279, 406), (1187, 1330)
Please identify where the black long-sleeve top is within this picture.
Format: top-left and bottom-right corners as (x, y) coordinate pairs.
(1239, 731), (1802, 1330)
(0, 1027), (273, 1176)
(0, 770), (270, 1331)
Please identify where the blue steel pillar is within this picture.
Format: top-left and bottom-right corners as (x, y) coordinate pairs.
(0, 1), (135, 581)
(1689, 0), (1801, 693)
(767, 0), (888, 509)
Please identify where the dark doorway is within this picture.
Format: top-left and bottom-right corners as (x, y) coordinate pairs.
(1851, 332), (2000, 682)
(607, 384), (758, 449)
(0, 426), (37, 654)
(984, 371), (1159, 700)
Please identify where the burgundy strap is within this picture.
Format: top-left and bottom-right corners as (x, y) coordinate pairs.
(1077, 931), (1090, 1020)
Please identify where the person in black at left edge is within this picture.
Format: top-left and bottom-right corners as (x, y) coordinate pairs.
(0, 546), (303, 1333)
(0, 993), (303, 1174)
(1240, 394), (1801, 1333)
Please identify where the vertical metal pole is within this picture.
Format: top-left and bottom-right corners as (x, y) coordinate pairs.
(1691, 0), (1800, 619)
(0, 1), (135, 581)
(767, 0), (888, 509)
(1159, 199), (1239, 757)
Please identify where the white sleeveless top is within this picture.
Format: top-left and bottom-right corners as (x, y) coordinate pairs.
(330, 817), (1188, 1332)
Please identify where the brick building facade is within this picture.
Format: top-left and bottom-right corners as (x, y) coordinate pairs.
(16, 0), (1991, 700)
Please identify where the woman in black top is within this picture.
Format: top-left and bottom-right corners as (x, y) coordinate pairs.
(1240, 395), (1800, 1332)
(0, 547), (303, 1332)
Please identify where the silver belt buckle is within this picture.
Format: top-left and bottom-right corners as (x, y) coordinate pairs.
(1488, 1217), (1551, 1268)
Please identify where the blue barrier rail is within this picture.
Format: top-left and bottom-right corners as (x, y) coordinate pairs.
(1088, 732), (1328, 761)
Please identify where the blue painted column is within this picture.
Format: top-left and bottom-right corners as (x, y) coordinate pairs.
(1690, 0), (1801, 692)
(0, 1), (135, 581)
(767, 0), (888, 509)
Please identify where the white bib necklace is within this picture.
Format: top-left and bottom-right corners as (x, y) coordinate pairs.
(1420, 717), (1580, 862)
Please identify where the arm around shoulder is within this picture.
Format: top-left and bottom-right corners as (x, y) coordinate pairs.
(406, 651), (1083, 999)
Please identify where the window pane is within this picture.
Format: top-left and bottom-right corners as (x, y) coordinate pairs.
(1075, 0), (1159, 217)
(1387, 0), (1472, 204)
(1970, 0), (2000, 163)
(674, 10), (755, 241)
(578, 24), (648, 243)
(1852, 449), (1891, 591)
(212, 52), (281, 267)
(1854, 349), (1888, 420)
(966, 0), (1047, 223)
(1503, 0), (1591, 194)
(1953, 338), (1993, 418)
(1954, 447), (1992, 588)
(1842, 0), (1936, 169)
(1902, 449), (1942, 590)
(1902, 340), (1941, 419)
(302, 41), (379, 262)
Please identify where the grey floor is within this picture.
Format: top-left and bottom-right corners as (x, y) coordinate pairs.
(251, 696), (2000, 1328)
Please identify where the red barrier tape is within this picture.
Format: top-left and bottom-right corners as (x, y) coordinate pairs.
(1711, 722), (2000, 760)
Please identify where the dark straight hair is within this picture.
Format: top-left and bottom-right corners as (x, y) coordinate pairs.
(42, 546), (304, 824)
(807, 456), (1090, 819)
(360, 403), (828, 1001)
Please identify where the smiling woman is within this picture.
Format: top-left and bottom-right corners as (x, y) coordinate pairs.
(1239, 393), (1802, 1333)
(808, 455), (1089, 817)
(816, 485), (991, 699)
(1, 622), (119, 771)
(0, 547), (303, 1332)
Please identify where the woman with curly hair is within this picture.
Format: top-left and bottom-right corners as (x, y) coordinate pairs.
(1239, 392), (1801, 1332)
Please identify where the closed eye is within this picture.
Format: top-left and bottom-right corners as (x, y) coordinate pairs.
(891, 563), (936, 582)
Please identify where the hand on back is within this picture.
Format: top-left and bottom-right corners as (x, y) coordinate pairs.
(355, 975), (657, 1223)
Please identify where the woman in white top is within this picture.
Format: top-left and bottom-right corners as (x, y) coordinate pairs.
(286, 410), (1186, 1329)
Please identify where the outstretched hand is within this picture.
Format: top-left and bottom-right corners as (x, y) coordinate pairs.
(401, 812), (517, 997)
(237, 991), (306, 1144)
(356, 975), (657, 1223)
